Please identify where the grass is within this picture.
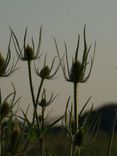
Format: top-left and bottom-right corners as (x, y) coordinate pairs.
(27, 129), (117, 156)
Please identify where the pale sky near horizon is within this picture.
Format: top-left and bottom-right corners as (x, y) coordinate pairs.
(0, 0), (117, 118)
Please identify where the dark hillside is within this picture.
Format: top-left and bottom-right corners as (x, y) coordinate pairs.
(79, 103), (117, 133)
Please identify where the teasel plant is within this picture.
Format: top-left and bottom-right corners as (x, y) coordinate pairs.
(10, 26), (42, 124)
(0, 33), (19, 156)
(32, 54), (62, 156)
(10, 27), (64, 156)
(33, 54), (60, 123)
(0, 32), (18, 78)
(0, 84), (22, 156)
(54, 25), (96, 156)
(37, 88), (59, 156)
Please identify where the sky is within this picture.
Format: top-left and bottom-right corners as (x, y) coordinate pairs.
(0, 0), (117, 118)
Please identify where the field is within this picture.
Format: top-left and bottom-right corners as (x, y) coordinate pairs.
(28, 128), (117, 156)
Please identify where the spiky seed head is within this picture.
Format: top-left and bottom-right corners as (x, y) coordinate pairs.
(1, 102), (10, 118)
(70, 60), (82, 83)
(39, 98), (47, 107)
(10, 125), (21, 149)
(74, 127), (84, 147)
(24, 44), (34, 60)
(0, 53), (5, 76)
(40, 66), (50, 79)
(1, 120), (9, 139)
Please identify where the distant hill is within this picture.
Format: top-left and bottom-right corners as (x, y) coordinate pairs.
(45, 103), (117, 135)
(79, 103), (117, 133)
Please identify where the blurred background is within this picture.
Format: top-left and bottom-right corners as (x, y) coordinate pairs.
(0, 0), (117, 118)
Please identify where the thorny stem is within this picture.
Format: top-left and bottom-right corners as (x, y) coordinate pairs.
(70, 143), (74, 156)
(40, 107), (46, 156)
(73, 82), (80, 156)
(74, 82), (78, 133)
(28, 59), (45, 133)
(36, 78), (44, 105)
(27, 61), (35, 107)
(33, 78), (44, 123)
(27, 61), (38, 124)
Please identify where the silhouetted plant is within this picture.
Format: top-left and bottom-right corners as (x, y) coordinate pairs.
(0, 33), (18, 78)
(54, 25), (96, 156)
(0, 25), (102, 156)
(10, 26), (63, 156)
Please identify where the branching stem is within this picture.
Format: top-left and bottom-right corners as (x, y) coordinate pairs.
(33, 78), (44, 125)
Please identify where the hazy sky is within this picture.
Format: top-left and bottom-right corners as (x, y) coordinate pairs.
(0, 0), (117, 117)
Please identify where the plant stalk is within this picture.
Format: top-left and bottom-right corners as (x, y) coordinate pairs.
(32, 78), (44, 123)
(40, 107), (46, 156)
(27, 61), (35, 107)
(27, 61), (38, 124)
(74, 82), (78, 133)
(36, 78), (44, 105)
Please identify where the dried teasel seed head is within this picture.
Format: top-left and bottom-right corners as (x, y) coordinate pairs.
(10, 124), (21, 149)
(39, 98), (47, 107)
(40, 66), (50, 79)
(24, 44), (34, 60)
(0, 53), (5, 75)
(1, 120), (9, 139)
(70, 60), (82, 83)
(74, 127), (84, 147)
(1, 102), (10, 118)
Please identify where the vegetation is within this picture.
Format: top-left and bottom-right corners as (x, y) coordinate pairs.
(0, 25), (116, 156)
